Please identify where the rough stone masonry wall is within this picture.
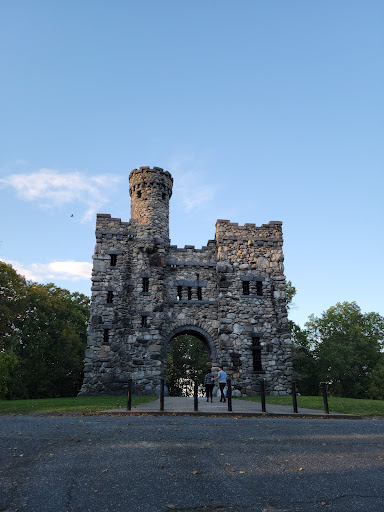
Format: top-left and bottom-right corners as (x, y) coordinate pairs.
(79, 167), (293, 397)
(214, 220), (293, 395)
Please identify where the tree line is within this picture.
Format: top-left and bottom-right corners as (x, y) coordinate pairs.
(1, 262), (383, 400)
(287, 282), (384, 399)
(0, 262), (89, 399)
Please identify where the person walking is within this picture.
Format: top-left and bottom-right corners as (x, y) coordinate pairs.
(204, 369), (215, 402)
(215, 366), (228, 402)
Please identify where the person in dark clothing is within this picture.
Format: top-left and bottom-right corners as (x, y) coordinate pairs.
(204, 369), (215, 402)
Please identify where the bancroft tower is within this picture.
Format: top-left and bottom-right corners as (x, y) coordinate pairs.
(80, 166), (293, 397)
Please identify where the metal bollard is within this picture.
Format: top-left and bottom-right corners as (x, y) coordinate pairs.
(194, 379), (199, 411)
(127, 379), (132, 411)
(321, 382), (329, 414)
(259, 379), (266, 413)
(160, 378), (165, 411)
(292, 381), (298, 413)
(227, 378), (232, 412)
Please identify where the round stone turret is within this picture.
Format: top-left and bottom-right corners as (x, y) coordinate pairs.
(129, 166), (173, 242)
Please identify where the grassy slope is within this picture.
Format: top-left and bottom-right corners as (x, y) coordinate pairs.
(0, 396), (157, 415)
(241, 396), (384, 416)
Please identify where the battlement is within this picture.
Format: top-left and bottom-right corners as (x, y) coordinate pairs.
(129, 166), (173, 181)
(129, 166), (173, 199)
(216, 219), (283, 244)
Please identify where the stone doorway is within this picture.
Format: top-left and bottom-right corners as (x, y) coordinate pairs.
(164, 327), (217, 397)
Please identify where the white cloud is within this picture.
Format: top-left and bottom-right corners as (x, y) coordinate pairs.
(3, 259), (92, 283)
(0, 168), (122, 222)
(168, 158), (217, 212)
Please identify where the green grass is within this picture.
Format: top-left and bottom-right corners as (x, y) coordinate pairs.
(0, 395), (157, 415)
(241, 395), (384, 416)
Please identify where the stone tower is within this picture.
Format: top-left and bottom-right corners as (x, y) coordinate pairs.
(129, 166), (173, 242)
(79, 166), (293, 397)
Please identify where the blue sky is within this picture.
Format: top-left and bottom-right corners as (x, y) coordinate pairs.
(1, 1), (383, 327)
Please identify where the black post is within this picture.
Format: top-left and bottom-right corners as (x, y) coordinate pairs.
(160, 378), (165, 412)
(194, 379), (199, 411)
(227, 379), (232, 412)
(321, 382), (329, 414)
(127, 379), (132, 411)
(292, 381), (298, 413)
(259, 379), (266, 413)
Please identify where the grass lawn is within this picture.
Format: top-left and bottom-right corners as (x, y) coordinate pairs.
(241, 395), (384, 416)
(0, 395), (157, 415)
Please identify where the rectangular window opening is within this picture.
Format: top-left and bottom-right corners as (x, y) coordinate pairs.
(103, 329), (110, 343)
(142, 277), (149, 293)
(197, 287), (202, 301)
(107, 291), (113, 303)
(252, 336), (262, 371)
(242, 281), (250, 295)
(256, 281), (263, 296)
(141, 315), (148, 328)
(177, 286), (183, 300)
(187, 287), (192, 301)
(110, 254), (117, 266)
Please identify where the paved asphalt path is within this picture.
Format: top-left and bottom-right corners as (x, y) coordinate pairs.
(1, 416), (383, 512)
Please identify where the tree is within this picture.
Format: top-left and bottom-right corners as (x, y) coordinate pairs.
(367, 355), (384, 400)
(166, 335), (209, 396)
(305, 302), (384, 398)
(291, 322), (321, 396)
(0, 350), (18, 400)
(0, 262), (27, 345)
(285, 280), (296, 311)
(8, 283), (89, 399)
(0, 262), (90, 399)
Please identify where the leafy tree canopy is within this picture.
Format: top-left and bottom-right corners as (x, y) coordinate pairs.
(0, 262), (27, 345)
(304, 301), (384, 398)
(0, 262), (89, 399)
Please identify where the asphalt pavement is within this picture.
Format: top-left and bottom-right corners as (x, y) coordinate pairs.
(1, 414), (383, 512)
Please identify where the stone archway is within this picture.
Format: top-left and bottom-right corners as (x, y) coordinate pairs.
(162, 325), (218, 362)
(162, 326), (218, 396)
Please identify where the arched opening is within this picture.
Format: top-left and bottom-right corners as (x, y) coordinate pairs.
(164, 327), (217, 397)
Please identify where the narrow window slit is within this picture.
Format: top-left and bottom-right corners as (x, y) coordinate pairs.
(107, 291), (113, 303)
(243, 281), (250, 295)
(252, 336), (262, 371)
(110, 254), (117, 266)
(142, 277), (149, 293)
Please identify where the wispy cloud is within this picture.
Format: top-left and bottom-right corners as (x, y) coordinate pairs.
(4, 259), (92, 283)
(0, 168), (122, 221)
(168, 158), (217, 213)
